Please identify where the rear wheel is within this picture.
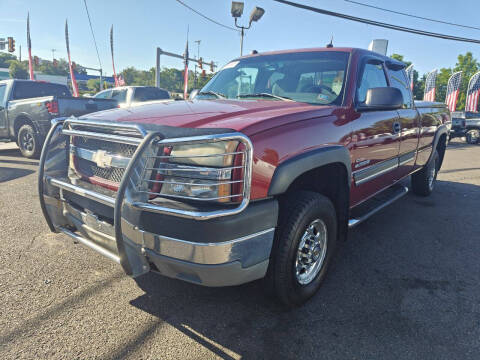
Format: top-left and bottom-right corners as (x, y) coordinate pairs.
(411, 149), (439, 196)
(265, 191), (337, 308)
(466, 129), (479, 144)
(17, 124), (42, 159)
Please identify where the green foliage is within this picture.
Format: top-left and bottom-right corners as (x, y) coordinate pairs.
(0, 53), (17, 68)
(9, 60), (28, 79)
(119, 66), (215, 95)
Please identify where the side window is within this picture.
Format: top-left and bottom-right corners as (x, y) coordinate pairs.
(111, 89), (127, 103)
(94, 90), (111, 99)
(357, 62), (388, 104)
(388, 68), (412, 108)
(0, 85), (6, 105)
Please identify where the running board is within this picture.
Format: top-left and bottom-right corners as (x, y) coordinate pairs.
(348, 185), (409, 228)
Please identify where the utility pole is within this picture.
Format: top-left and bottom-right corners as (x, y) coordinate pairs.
(194, 40), (201, 88)
(155, 47), (161, 88)
(51, 48), (56, 61)
(19, 45), (21, 62)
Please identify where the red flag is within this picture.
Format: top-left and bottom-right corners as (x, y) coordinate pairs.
(183, 39), (189, 99)
(110, 25), (119, 87)
(65, 20), (79, 97)
(27, 13), (34, 80)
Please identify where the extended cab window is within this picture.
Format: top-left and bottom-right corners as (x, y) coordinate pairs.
(357, 62), (388, 104)
(12, 82), (71, 100)
(133, 87), (169, 102)
(388, 68), (412, 108)
(200, 51), (349, 105)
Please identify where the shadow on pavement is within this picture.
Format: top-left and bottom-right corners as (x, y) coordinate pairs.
(0, 167), (35, 183)
(117, 180), (480, 359)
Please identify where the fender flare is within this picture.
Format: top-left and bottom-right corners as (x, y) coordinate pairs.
(267, 145), (352, 196)
(428, 124), (449, 165)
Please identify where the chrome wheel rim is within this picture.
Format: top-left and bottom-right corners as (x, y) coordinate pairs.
(295, 219), (328, 285)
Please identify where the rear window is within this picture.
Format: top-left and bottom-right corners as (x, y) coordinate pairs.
(133, 87), (169, 102)
(12, 81), (71, 100)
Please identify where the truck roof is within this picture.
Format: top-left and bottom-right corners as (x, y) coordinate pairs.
(237, 47), (405, 67)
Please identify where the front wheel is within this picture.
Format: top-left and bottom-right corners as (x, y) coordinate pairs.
(411, 149), (439, 196)
(265, 191), (337, 308)
(466, 129), (479, 144)
(17, 124), (42, 159)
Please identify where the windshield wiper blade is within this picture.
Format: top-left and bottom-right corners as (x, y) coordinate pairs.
(237, 93), (292, 101)
(197, 91), (226, 99)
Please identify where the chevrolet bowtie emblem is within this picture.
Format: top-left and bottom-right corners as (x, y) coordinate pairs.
(92, 150), (113, 168)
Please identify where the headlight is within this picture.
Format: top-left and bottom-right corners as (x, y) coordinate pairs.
(147, 140), (245, 203)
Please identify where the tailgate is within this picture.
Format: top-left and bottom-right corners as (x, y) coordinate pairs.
(58, 98), (118, 117)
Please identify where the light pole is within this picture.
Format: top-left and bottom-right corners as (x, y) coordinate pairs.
(51, 49), (56, 62)
(231, 1), (265, 56)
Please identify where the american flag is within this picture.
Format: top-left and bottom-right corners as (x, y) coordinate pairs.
(465, 71), (480, 112)
(445, 71), (462, 112)
(405, 64), (414, 91)
(183, 38), (189, 100)
(423, 70), (437, 102)
(26, 13), (34, 80)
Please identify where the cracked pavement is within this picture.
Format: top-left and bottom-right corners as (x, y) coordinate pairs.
(0, 140), (479, 359)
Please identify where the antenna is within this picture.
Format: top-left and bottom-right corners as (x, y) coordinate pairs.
(327, 35), (334, 48)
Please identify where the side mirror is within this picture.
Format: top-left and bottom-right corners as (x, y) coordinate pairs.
(358, 87), (403, 111)
(189, 89), (199, 100)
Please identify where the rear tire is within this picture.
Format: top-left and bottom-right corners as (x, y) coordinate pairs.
(466, 129), (479, 144)
(17, 124), (42, 159)
(265, 191), (337, 308)
(411, 149), (439, 196)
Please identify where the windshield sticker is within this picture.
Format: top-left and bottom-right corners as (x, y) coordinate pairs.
(222, 61), (239, 70)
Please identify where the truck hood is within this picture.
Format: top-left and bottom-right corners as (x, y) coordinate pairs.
(83, 99), (337, 136)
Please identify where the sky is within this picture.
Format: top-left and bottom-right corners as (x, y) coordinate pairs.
(1, 0), (480, 77)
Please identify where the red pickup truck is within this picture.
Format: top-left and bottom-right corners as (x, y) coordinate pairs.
(39, 47), (449, 307)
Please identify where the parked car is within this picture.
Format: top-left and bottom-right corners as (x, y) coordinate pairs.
(93, 86), (170, 108)
(39, 47), (450, 307)
(449, 111), (480, 144)
(0, 79), (118, 158)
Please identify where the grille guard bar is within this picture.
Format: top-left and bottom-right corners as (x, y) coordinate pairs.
(38, 117), (253, 276)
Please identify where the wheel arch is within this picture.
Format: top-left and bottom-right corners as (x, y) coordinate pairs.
(13, 114), (38, 140)
(268, 146), (351, 241)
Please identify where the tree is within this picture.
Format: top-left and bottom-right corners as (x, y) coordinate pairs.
(0, 53), (17, 68)
(9, 60), (28, 79)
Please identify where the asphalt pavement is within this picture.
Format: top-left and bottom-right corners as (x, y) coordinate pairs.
(0, 139), (479, 360)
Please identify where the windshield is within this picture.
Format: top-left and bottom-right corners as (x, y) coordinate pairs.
(200, 51), (349, 105)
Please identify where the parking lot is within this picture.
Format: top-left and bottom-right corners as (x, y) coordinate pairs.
(0, 139), (478, 360)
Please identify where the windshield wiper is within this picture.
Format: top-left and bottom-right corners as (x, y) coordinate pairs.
(197, 91), (226, 99)
(237, 93), (292, 101)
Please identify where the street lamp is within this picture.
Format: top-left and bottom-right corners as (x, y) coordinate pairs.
(231, 1), (265, 56)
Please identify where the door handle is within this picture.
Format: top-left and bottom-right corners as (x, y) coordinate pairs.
(393, 121), (401, 134)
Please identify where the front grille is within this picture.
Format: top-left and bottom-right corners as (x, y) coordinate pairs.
(75, 137), (137, 157)
(76, 158), (126, 183)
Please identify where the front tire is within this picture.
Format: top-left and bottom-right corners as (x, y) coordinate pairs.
(411, 149), (439, 196)
(17, 124), (42, 159)
(266, 191), (337, 308)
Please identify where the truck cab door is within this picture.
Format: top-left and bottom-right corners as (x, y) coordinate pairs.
(0, 84), (8, 137)
(350, 59), (401, 206)
(386, 65), (419, 178)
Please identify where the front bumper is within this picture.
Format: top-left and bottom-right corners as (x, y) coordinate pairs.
(39, 119), (278, 287)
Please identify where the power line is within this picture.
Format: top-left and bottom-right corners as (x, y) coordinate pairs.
(345, 0), (480, 31)
(273, 0), (480, 45)
(174, 0), (239, 32)
(83, 0), (102, 70)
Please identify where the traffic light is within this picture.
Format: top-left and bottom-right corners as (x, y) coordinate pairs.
(201, 69), (206, 78)
(34, 56), (39, 66)
(72, 62), (76, 70)
(53, 59), (58, 67)
(198, 57), (203, 69)
(7, 37), (15, 53)
(210, 61), (214, 72)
